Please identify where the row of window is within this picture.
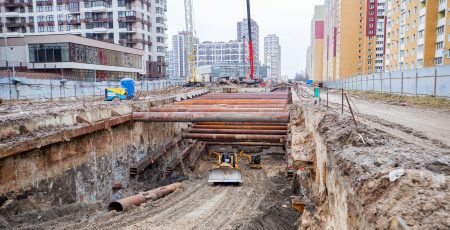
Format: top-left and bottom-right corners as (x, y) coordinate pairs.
(28, 42), (142, 69)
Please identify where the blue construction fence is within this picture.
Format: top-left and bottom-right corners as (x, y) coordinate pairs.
(0, 76), (186, 101)
(324, 65), (450, 98)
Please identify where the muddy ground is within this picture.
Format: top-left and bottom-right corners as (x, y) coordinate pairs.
(0, 148), (300, 230)
(296, 86), (450, 229)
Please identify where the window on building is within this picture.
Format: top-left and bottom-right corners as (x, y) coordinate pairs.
(38, 26), (44, 32)
(47, 25), (54, 32)
(435, 57), (443, 65)
(418, 44), (424, 53)
(437, 26), (445, 35)
(436, 41), (444, 50)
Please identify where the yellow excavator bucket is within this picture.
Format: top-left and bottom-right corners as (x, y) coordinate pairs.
(208, 167), (242, 183)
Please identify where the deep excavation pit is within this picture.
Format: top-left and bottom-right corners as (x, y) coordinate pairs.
(0, 88), (302, 230)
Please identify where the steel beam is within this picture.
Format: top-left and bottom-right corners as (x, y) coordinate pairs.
(183, 133), (285, 142)
(190, 128), (286, 135)
(192, 124), (287, 130)
(149, 107), (285, 112)
(206, 142), (284, 146)
(174, 99), (286, 105)
(164, 104), (286, 108)
(195, 122), (288, 126)
(132, 112), (289, 122)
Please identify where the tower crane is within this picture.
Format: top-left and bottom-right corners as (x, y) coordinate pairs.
(184, 0), (202, 86)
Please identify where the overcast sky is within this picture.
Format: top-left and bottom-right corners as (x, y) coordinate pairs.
(166, 0), (324, 77)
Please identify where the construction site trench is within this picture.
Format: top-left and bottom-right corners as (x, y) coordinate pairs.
(0, 86), (302, 230)
(1, 85), (449, 229)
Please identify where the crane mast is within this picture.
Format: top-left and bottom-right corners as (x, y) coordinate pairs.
(184, 0), (200, 83)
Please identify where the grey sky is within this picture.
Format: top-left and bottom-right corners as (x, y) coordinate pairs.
(167, 0), (324, 77)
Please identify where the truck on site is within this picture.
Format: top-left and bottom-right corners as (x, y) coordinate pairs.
(105, 78), (135, 101)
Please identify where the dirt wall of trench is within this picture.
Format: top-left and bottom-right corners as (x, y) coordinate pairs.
(291, 91), (449, 229)
(0, 121), (188, 215)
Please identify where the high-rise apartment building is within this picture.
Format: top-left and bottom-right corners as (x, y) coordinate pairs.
(236, 19), (260, 66)
(310, 5), (324, 81)
(264, 34), (281, 80)
(323, 0), (360, 80)
(0, 0), (167, 79)
(237, 19), (259, 65)
(169, 31), (189, 79)
(385, 0), (449, 71)
(361, 0), (386, 74)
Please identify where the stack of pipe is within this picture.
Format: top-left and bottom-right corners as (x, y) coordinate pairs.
(132, 92), (290, 144)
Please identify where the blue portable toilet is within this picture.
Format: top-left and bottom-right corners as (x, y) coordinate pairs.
(120, 78), (135, 98)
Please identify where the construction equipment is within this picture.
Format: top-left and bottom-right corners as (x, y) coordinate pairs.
(208, 151), (242, 183)
(105, 78), (135, 101)
(183, 0), (203, 87)
(238, 150), (261, 169)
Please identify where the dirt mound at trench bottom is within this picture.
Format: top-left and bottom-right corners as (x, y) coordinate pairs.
(302, 111), (449, 229)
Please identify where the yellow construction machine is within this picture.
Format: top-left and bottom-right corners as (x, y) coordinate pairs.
(238, 151), (262, 169)
(208, 151), (242, 183)
(207, 150), (262, 183)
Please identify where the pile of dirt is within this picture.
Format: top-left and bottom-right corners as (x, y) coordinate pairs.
(313, 111), (449, 228)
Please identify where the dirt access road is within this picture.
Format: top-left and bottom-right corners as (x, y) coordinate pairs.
(6, 151), (299, 230)
(305, 87), (450, 150)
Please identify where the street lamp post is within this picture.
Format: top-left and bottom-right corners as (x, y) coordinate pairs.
(10, 47), (15, 81)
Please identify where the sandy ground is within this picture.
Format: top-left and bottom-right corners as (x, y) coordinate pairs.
(1, 151), (299, 230)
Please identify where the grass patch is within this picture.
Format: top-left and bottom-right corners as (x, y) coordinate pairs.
(347, 90), (450, 109)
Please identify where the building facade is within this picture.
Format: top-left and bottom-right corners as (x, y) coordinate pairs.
(0, 0), (167, 79)
(0, 34), (143, 80)
(310, 5), (324, 81)
(264, 34), (281, 80)
(385, 0), (449, 71)
(237, 19), (259, 66)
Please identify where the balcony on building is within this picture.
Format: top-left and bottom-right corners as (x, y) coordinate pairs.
(439, 0), (447, 12)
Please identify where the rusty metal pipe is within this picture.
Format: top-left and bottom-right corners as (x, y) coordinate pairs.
(183, 133), (285, 142)
(190, 128), (286, 135)
(195, 95), (288, 99)
(108, 182), (182, 212)
(149, 107), (285, 112)
(132, 112), (289, 123)
(164, 104), (286, 108)
(195, 122), (288, 126)
(206, 142), (284, 146)
(174, 99), (286, 105)
(193, 125), (288, 130)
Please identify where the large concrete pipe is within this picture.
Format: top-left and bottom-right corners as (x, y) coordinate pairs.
(108, 182), (182, 212)
(183, 133), (285, 142)
(132, 112), (289, 123)
(174, 99), (286, 105)
(189, 128), (287, 135)
(192, 124), (288, 130)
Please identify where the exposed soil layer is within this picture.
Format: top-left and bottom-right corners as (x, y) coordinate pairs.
(295, 87), (450, 229)
(1, 149), (299, 230)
